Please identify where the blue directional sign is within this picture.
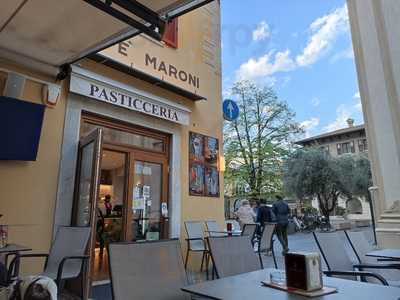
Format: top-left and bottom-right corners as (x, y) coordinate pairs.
(223, 99), (239, 121)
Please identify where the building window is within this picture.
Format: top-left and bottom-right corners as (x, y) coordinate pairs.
(358, 138), (368, 152)
(162, 18), (178, 48)
(337, 141), (355, 155)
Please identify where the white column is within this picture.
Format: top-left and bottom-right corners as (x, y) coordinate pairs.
(347, 0), (400, 247)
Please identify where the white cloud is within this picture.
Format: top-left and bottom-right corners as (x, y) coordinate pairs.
(353, 91), (362, 112)
(300, 117), (320, 138)
(236, 49), (296, 80)
(330, 45), (354, 63)
(296, 4), (349, 67)
(322, 91), (365, 133)
(311, 97), (321, 107)
(323, 104), (352, 132)
(234, 4), (350, 82)
(253, 21), (271, 42)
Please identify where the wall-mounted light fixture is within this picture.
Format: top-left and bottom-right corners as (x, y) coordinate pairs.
(219, 156), (225, 172)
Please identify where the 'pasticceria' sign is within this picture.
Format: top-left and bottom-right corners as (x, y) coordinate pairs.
(70, 67), (190, 125)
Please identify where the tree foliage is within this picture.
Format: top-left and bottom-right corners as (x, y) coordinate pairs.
(348, 154), (372, 198)
(283, 148), (349, 220)
(224, 80), (302, 199)
(284, 147), (373, 220)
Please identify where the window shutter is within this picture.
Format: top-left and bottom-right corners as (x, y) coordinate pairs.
(162, 18), (178, 48)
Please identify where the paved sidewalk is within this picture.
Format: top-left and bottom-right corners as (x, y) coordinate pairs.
(262, 227), (375, 270)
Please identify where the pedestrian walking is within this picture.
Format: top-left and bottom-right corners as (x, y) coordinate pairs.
(272, 195), (290, 254)
(234, 200), (256, 229)
(256, 203), (275, 225)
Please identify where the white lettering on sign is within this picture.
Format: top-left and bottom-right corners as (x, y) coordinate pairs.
(70, 68), (190, 125)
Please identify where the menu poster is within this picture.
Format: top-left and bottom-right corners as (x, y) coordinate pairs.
(189, 132), (220, 197)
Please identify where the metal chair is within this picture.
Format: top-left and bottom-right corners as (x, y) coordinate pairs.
(184, 221), (208, 272)
(241, 223), (257, 245)
(313, 231), (389, 285)
(344, 230), (400, 286)
(10, 226), (90, 297)
(258, 223), (277, 268)
(108, 239), (190, 300)
(205, 220), (225, 237)
(207, 235), (261, 278)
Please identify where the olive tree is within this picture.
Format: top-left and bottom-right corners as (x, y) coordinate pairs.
(283, 148), (349, 222)
(338, 153), (377, 243)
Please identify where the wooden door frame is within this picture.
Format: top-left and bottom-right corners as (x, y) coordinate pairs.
(80, 111), (171, 238)
(71, 128), (103, 298)
(100, 143), (170, 241)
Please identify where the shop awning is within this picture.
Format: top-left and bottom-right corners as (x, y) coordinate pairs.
(0, 0), (214, 79)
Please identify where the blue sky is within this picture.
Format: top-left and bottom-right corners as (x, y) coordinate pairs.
(221, 0), (363, 138)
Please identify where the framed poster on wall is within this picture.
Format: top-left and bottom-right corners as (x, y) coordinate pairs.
(189, 132), (220, 197)
(189, 163), (204, 196)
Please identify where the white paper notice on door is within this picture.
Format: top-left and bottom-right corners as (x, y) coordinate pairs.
(133, 187), (145, 210)
(143, 185), (151, 197)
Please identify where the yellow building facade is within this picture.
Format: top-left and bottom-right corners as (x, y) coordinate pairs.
(0, 1), (223, 282)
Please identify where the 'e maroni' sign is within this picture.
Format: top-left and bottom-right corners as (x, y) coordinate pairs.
(70, 69), (190, 125)
(99, 41), (204, 97)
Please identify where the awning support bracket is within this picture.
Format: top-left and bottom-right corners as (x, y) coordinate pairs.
(83, 0), (165, 41)
(56, 64), (72, 81)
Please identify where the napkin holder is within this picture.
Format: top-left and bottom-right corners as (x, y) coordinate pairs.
(285, 252), (323, 292)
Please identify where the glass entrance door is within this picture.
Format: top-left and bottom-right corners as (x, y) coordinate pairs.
(129, 154), (169, 241)
(93, 149), (127, 281)
(72, 128), (103, 298)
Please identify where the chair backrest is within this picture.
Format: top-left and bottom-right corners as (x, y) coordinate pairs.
(205, 220), (225, 237)
(184, 221), (205, 250)
(313, 231), (355, 279)
(241, 223), (257, 239)
(345, 230), (375, 264)
(259, 223), (276, 252)
(45, 226), (91, 279)
(344, 230), (394, 284)
(207, 236), (261, 278)
(108, 239), (189, 300)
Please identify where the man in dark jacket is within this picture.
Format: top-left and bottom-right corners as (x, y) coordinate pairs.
(272, 195), (290, 254)
(256, 204), (275, 224)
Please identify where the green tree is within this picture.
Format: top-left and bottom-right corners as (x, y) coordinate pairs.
(283, 148), (349, 221)
(337, 153), (377, 243)
(224, 80), (302, 199)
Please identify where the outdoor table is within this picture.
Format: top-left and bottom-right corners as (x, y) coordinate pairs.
(366, 249), (400, 261)
(0, 244), (32, 282)
(181, 268), (400, 300)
